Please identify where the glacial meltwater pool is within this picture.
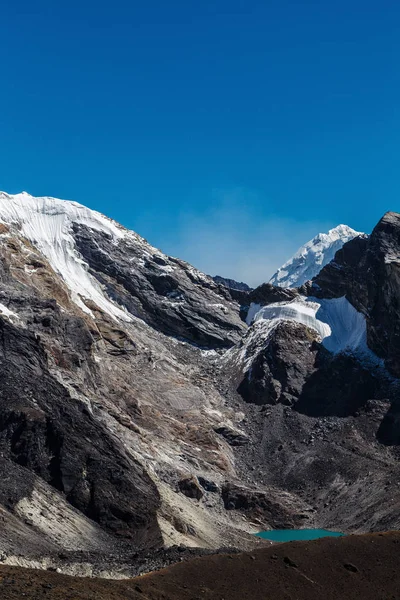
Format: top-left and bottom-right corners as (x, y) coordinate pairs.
(255, 529), (344, 542)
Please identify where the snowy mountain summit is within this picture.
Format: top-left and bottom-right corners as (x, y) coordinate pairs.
(269, 224), (363, 288)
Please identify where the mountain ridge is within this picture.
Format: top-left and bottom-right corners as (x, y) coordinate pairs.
(0, 192), (398, 582)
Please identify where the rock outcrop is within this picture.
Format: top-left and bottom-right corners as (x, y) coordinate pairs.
(237, 321), (321, 407)
(312, 212), (400, 377)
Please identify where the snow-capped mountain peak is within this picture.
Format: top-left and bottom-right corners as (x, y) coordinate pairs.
(269, 224), (364, 288)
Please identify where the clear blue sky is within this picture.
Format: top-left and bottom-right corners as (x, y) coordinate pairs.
(1, 0), (399, 284)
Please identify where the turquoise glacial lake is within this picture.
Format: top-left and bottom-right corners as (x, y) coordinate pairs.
(255, 529), (345, 542)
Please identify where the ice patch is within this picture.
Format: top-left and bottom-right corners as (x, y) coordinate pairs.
(245, 303), (261, 326)
(312, 297), (367, 354)
(0, 303), (20, 323)
(247, 296), (374, 357)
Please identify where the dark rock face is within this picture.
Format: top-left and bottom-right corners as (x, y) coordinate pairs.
(0, 317), (161, 548)
(198, 477), (219, 493)
(236, 320), (386, 417)
(312, 212), (400, 377)
(212, 276), (252, 292)
(221, 482), (306, 528)
(178, 477), (204, 500)
(376, 396), (400, 445)
(72, 225), (245, 348)
(295, 354), (382, 417)
(217, 283), (298, 316)
(237, 322), (322, 407)
(214, 426), (249, 446)
(249, 283), (298, 306)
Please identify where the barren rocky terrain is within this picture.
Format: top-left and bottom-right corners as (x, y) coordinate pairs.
(0, 194), (399, 593)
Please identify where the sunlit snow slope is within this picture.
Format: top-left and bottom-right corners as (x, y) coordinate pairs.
(269, 225), (363, 288)
(0, 192), (135, 320)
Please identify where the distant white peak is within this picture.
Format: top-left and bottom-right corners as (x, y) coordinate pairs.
(269, 224), (363, 289)
(0, 191), (165, 322)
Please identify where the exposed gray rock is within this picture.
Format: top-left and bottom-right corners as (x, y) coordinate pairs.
(237, 321), (321, 407)
(212, 276), (252, 292)
(312, 212), (400, 377)
(0, 317), (161, 548)
(214, 426), (249, 447)
(72, 224), (245, 348)
(178, 477), (204, 500)
(221, 482), (309, 529)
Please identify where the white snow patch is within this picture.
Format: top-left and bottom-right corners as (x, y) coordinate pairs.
(156, 263), (175, 273)
(0, 192), (131, 321)
(200, 349), (219, 359)
(24, 265), (38, 275)
(0, 303), (20, 323)
(209, 303), (229, 314)
(247, 296), (379, 360)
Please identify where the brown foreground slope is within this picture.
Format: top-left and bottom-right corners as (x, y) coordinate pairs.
(1, 532), (400, 600)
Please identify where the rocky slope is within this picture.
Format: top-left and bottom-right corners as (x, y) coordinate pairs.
(0, 191), (399, 577)
(0, 192), (261, 568)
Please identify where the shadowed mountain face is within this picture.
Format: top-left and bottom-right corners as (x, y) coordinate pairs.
(311, 212), (400, 377)
(0, 192), (399, 575)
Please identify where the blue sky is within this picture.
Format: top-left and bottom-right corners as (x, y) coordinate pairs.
(1, 0), (399, 284)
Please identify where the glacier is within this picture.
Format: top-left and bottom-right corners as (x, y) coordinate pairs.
(246, 295), (376, 358)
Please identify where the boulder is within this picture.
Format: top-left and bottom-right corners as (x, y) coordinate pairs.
(178, 477), (204, 500)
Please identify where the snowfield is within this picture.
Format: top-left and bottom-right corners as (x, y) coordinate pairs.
(269, 224), (363, 288)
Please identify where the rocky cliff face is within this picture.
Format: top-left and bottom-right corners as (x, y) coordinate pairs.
(311, 212), (400, 377)
(0, 193), (399, 575)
